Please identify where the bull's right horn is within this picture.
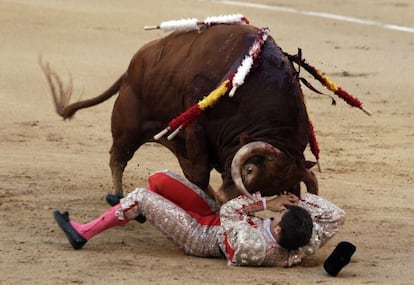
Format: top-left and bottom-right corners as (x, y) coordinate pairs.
(231, 141), (283, 200)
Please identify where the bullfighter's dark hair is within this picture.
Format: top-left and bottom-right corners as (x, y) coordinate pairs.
(277, 205), (313, 251)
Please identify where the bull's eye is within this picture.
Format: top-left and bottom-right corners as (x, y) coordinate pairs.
(247, 166), (253, 174)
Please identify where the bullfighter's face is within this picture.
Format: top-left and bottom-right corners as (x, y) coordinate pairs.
(269, 208), (287, 241)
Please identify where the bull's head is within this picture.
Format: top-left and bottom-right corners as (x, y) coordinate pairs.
(231, 141), (318, 200)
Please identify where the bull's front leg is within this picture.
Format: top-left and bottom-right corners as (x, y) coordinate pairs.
(184, 123), (211, 193)
(215, 183), (241, 205)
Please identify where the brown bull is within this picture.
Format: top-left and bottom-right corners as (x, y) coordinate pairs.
(41, 24), (318, 203)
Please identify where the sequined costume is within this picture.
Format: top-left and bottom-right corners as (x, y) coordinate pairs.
(116, 170), (345, 267)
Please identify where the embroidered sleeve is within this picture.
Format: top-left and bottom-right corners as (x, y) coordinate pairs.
(287, 193), (346, 266)
(219, 193), (267, 266)
(220, 192), (266, 221)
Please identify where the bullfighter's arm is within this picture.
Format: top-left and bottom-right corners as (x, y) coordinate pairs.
(220, 192), (266, 219)
(219, 193), (268, 266)
(287, 193), (346, 266)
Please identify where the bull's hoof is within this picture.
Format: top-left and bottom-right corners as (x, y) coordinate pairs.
(106, 193), (124, 206)
(105, 194), (147, 223)
(53, 210), (87, 250)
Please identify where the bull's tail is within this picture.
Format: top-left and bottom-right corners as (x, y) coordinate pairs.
(39, 57), (124, 119)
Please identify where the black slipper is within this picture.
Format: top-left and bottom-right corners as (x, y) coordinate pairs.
(323, 241), (356, 276)
(105, 194), (147, 223)
(53, 210), (87, 250)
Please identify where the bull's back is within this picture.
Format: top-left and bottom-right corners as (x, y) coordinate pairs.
(123, 25), (261, 122)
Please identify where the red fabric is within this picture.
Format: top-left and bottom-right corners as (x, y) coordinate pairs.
(168, 105), (203, 129)
(308, 120), (320, 160)
(148, 173), (220, 226)
(223, 231), (235, 263)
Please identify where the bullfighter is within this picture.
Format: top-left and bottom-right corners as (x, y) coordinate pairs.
(53, 170), (345, 267)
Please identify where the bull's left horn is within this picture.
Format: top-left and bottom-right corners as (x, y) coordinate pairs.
(231, 141), (283, 200)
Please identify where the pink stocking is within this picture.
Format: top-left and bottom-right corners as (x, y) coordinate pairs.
(70, 205), (128, 240)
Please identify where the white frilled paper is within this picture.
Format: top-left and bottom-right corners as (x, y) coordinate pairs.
(144, 14), (247, 32)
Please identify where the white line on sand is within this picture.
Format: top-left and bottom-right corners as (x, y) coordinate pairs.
(213, 0), (414, 34)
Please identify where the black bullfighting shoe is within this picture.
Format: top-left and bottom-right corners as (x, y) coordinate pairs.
(105, 193), (147, 223)
(323, 241), (357, 276)
(53, 210), (87, 250)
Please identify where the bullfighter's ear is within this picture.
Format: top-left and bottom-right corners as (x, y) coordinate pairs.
(305, 160), (317, 169)
(239, 133), (253, 146)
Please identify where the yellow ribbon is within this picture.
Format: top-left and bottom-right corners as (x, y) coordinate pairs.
(198, 80), (230, 110)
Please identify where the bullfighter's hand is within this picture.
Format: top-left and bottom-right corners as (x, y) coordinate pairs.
(266, 193), (299, 212)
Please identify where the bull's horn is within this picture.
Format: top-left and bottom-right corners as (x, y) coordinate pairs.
(231, 141), (283, 200)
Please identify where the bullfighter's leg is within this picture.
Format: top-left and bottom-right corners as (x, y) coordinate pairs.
(147, 170), (220, 217)
(53, 205), (127, 250)
(53, 177), (221, 256)
(120, 181), (222, 257)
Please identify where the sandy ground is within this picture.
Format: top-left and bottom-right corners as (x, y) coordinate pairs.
(1, 0), (413, 284)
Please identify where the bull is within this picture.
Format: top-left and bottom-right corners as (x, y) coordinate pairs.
(40, 23), (319, 203)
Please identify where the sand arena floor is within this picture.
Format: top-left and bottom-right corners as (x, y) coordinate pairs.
(0, 1), (413, 284)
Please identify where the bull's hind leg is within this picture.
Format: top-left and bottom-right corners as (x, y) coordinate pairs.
(109, 85), (158, 196)
(110, 126), (160, 196)
(109, 128), (146, 196)
(109, 146), (129, 196)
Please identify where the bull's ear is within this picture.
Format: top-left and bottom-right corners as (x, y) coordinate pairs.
(305, 160), (317, 169)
